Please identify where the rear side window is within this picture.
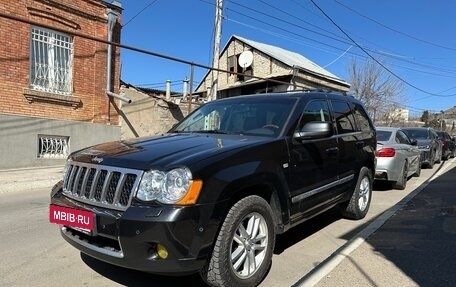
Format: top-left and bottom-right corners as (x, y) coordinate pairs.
(396, 130), (411, 145)
(331, 100), (356, 134)
(353, 103), (373, 132)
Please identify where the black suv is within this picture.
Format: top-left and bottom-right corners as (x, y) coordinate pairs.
(50, 91), (376, 287)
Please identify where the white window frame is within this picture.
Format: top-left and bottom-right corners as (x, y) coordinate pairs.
(30, 27), (73, 95)
(38, 135), (70, 159)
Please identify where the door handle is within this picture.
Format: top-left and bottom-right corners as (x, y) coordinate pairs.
(326, 147), (339, 154)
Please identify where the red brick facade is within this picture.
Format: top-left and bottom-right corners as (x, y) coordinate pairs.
(0, 0), (121, 125)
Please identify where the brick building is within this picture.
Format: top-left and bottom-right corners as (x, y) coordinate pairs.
(0, 0), (123, 169)
(196, 35), (350, 99)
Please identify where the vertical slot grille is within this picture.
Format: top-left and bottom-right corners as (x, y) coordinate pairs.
(62, 162), (142, 211)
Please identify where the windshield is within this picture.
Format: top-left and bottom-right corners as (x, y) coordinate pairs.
(403, 129), (429, 139)
(171, 97), (296, 137)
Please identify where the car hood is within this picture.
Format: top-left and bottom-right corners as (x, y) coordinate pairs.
(70, 133), (269, 170)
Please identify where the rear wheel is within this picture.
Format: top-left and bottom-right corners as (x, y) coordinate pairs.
(393, 162), (408, 190)
(201, 195), (275, 287)
(413, 160), (421, 177)
(341, 167), (372, 220)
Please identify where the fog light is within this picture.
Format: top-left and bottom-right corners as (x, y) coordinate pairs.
(157, 244), (168, 259)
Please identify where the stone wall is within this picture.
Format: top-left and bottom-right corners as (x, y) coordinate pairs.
(119, 85), (200, 140)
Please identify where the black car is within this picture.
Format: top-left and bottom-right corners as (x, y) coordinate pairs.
(50, 91), (376, 287)
(436, 130), (456, 160)
(402, 127), (442, 168)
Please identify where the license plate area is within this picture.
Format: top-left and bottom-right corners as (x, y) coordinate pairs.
(50, 204), (96, 235)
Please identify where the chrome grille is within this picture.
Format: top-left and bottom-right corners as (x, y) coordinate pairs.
(63, 161), (143, 211)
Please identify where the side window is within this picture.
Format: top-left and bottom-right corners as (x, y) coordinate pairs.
(298, 100), (330, 130)
(331, 101), (356, 134)
(353, 103), (373, 132)
(396, 131), (411, 145)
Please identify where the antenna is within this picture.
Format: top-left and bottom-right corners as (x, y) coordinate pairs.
(238, 50), (253, 68)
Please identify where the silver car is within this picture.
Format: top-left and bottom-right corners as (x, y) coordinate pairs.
(375, 127), (421, 189)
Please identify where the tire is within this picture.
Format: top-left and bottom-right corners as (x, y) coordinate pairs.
(393, 162), (408, 190)
(428, 151), (435, 169)
(435, 149), (441, 164)
(413, 160), (421, 177)
(341, 167), (372, 220)
(200, 195), (275, 287)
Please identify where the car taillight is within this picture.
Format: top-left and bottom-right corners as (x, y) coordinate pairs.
(376, 147), (396, 157)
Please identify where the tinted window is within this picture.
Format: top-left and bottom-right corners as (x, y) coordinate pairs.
(353, 103), (373, 132)
(298, 100), (331, 130)
(377, 130), (392, 142)
(331, 101), (356, 134)
(396, 130), (411, 145)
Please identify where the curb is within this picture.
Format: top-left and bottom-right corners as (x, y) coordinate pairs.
(293, 157), (456, 287)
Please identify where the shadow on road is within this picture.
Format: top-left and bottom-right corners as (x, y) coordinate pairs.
(81, 253), (207, 287)
(365, 164), (456, 286)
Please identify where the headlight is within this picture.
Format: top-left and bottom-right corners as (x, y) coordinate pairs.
(418, 145), (430, 150)
(136, 167), (203, 205)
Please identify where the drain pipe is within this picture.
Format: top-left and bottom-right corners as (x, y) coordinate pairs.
(106, 2), (131, 104)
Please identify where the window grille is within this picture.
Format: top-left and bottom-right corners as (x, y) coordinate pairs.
(30, 27), (73, 95)
(38, 135), (70, 159)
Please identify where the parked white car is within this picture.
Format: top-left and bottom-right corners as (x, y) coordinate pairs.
(375, 127), (422, 189)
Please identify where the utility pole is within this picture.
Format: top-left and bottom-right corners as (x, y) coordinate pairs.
(209, 0), (223, 101)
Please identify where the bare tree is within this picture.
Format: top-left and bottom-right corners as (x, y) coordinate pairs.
(348, 58), (405, 123)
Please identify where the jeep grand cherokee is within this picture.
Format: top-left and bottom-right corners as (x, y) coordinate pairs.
(50, 91), (376, 287)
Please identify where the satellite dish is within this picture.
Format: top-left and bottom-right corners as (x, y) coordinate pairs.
(238, 51), (253, 68)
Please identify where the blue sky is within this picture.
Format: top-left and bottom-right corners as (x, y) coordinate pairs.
(119, 0), (456, 117)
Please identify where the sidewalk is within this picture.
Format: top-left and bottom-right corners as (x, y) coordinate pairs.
(303, 158), (456, 287)
(0, 165), (64, 194)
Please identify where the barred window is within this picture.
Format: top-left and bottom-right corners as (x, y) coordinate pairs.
(38, 135), (70, 159)
(30, 27), (73, 95)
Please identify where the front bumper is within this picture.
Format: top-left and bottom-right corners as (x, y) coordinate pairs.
(50, 183), (226, 275)
(419, 149), (432, 165)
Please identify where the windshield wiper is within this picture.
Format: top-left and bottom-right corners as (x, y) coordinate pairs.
(198, 129), (229, 134)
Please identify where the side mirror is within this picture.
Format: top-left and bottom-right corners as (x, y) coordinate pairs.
(294, 122), (333, 140)
(410, 138), (417, 146)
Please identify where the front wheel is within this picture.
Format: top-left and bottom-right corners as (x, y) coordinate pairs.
(201, 195), (275, 287)
(435, 149), (441, 164)
(341, 167), (372, 220)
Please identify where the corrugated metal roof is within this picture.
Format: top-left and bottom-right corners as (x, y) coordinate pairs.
(233, 35), (349, 86)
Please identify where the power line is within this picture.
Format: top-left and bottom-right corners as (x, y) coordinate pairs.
(309, 0), (456, 98)
(201, 0), (456, 79)
(333, 0), (456, 51)
(224, 0), (456, 77)
(123, 0), (158, 27)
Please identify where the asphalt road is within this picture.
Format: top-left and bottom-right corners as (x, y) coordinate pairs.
(0, 162), (450, 287)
